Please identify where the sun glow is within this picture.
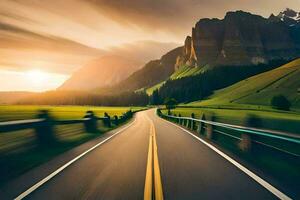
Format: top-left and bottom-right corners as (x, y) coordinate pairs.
(0, 69), (68, 92)
(26, 70), (49, 84)
(0, 69), (70, 92)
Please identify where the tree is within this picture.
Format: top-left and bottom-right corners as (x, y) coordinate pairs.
(156, 60), (286, 104)
(271, 95), (291, 110)
(150, 89), (160, 105)
(164, 98), (177, 111)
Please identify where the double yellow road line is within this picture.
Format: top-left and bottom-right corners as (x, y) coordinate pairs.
(144, 121), (164, 200)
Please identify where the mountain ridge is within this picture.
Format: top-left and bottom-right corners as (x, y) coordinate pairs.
(58, 55), (142, 91)
(58, 9), (300, 101)
(114, 9), (300, 95)
(102, 46), (183, 93)
(277, 8), (300, 26)
(176, 9), (300, 68)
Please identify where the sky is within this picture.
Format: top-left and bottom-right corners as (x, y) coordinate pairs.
(0, 0), (299, 91)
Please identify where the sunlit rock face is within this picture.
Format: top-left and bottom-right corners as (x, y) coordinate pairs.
(175, 36), (196, 69)
(178, 10), (300, 67)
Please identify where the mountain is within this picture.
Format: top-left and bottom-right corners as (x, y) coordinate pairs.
(277, 8), (300, 26)
(275, 8), (300, 48)
(176, 10), (300, 68)
(110, 9), (300, 95)
(189, 58), (300, 109)
(106, 47), (182, 92)
(107, 40), (180, 64)
(59, 55), (142, 91)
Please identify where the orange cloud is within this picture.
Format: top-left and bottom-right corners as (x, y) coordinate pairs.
(0, 0), (299, 91)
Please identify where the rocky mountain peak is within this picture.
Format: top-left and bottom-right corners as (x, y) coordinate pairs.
(176, 10), (300, 68)
(224, 10), (263, 20)
(278, 8), (299, 19)
(277, 8), (300, 26)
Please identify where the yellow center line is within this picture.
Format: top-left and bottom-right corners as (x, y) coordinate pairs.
(152, 123), (164, 200)
(144, 116), (164, 200)
(144, 126), (153, 200)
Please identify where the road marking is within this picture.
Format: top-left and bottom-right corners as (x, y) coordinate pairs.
(144, 116), (164, 200)
(144, 125), (153, 200)
(15, 118), (137, 200)
(161, 118), (292, 200)
(152, 124), (164, 200)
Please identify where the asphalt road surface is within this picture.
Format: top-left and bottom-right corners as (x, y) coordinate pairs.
(1, 109), (292, 200)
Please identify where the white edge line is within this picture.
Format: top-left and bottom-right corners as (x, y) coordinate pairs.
(161, 118), (292, 200)
(14, 118), (137, 200)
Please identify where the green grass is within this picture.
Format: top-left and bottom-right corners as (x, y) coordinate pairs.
(145, 64), (207, 95)
(0, 105), (143, 121)
(164, 107), (300, 134)
(189, 58), (300, 110)
(170, 65), (207, 79)
(146, 81), (166, 95)
(163, 106), (300, 154)
(0, 106), (144, 186)
(179, 59), (300, 133)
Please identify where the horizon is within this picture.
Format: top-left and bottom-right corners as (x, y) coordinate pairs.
(0, 0), (300, 92)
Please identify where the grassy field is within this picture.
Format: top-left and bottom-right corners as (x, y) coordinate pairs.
(175, 59), (300, 133)
(164, 106), (300, 134)
(0, 106), (144, 186)
(189, 58), (300, 110)
(170, 65), (207, 79)
(146, 81), (166, 95)
(0, 105), (143, 121)
(146, 65), (208, 95)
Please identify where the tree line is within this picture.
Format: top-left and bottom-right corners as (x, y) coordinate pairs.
(149, 60), (288, 104)
(17, 90), (149, 106)
(17, 60), (288, 107)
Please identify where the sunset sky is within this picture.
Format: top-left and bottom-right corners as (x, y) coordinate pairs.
(0, 0), (299, 91)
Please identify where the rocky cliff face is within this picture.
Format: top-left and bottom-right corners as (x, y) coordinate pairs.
(176, 10), (300, 68)
(94, 9), (300, 94)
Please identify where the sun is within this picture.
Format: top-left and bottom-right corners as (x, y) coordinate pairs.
(26, 69), (49, 84)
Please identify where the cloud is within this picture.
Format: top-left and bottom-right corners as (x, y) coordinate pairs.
(0, 0), (299, 77)
(1, 0), (299, 50)
(0, 0), (183, 76)
(0, 21), (179, 76)
(0, 22), (105, 74)
(89, 0), (300, 36)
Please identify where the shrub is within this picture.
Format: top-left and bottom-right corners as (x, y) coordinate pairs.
(164, 98), (177, 111)
(271, 95), (291, 111)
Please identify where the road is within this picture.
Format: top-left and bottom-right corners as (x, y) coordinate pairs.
(1, 109), (291, 199)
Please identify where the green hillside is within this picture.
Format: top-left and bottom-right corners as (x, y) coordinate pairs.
(146, 81), (165, 95)
(170, 65), (206, 79)
(146, 65), (207, 95)
(189, 58), (300, 109)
